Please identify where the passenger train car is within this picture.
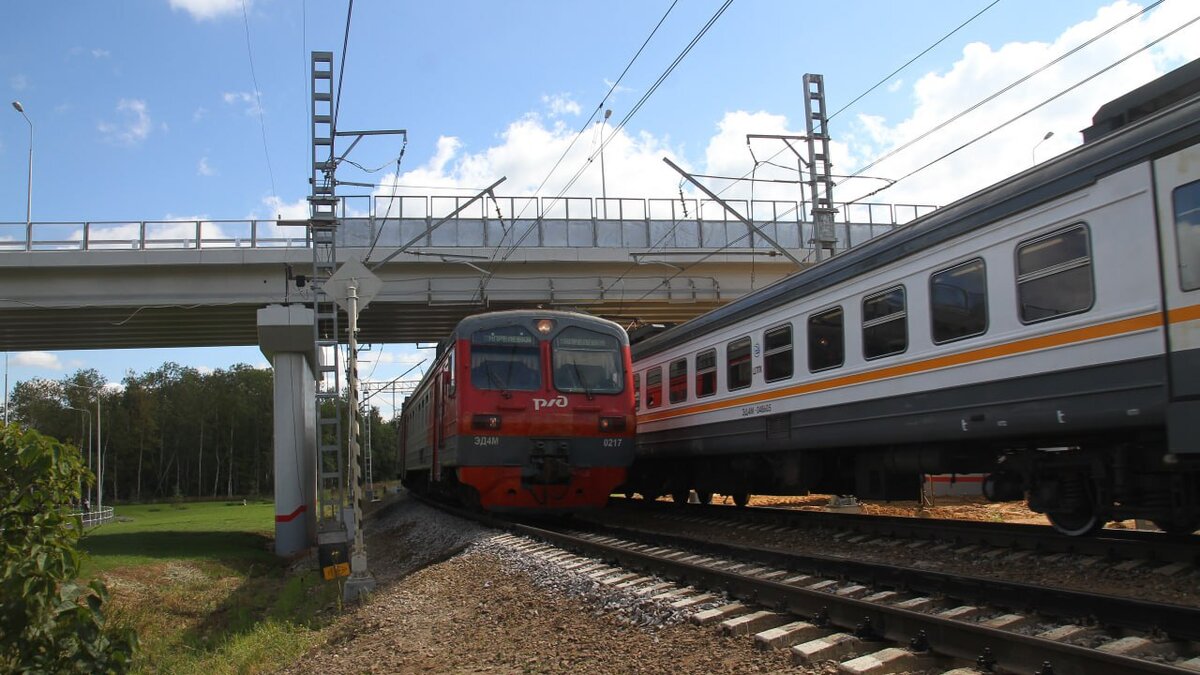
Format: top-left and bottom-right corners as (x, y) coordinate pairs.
(400, 310), (636, 512)
(627, 59), (1200, 535)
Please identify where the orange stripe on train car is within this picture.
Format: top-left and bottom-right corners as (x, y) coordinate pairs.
(639, 309), (1172, 425)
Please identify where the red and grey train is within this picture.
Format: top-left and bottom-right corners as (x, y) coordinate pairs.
(626, 59), (1200, 535)
(399, 310), (636, 512)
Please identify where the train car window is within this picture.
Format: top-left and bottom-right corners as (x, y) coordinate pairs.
(470, 325), (542, 391)
(633, 373), (641, 411)
(552, 326), (623, 394)
(764, 324), (794, 382)
(1016, 224), (1094, 323)
(727, 336), (752, 391)
(1174, 180), (1200, 290)
(695, 348), (717, 398)
(645, 367), (662, 408)
(931, 259), (988, 344)
(808, 307), (844, 372)
(669, 359), (688, 403)
(863, 287), (908, 359)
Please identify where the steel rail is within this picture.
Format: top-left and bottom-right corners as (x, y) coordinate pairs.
(609, 497), (1200, 564)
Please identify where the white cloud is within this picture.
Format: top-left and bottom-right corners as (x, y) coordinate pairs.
(98, 99), (152, 145)
(92, 48), (110, 59)
(542, 94), (581, 117)
(831, 0), (1200, 208)
(196, 366), (215, 376)
(103, 382), (126, 394)
(198, 157), (216, 176)
(169, 0), (245, 21)
(222, 91), (262, 116)
(10, 74), (27, 91)
(13, 352), (63, 370)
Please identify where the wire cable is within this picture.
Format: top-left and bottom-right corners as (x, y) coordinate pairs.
(845, 11), (1200, 205)
(849, 0), (1164, 181)
(827, 0), (1003, 123)
(240, 0), (278, 201)
(333, 0), (354, 133)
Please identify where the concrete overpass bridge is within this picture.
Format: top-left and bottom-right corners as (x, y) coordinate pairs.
(0, 194), (931, 351)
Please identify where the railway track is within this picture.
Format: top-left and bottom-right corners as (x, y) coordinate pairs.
(607, 497), (1200, 566)
(416, 494), (1200, 673)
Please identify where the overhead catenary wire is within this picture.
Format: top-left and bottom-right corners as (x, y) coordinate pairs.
(827, 0), (1003, 123)
(333, 0), (354, 133)
(846, 11), (1200, 206)
(847, 0), (1165, 183)
(240, 0), (278, 202)
(481, 0), (683, 262)
(486, 0), (735, 271)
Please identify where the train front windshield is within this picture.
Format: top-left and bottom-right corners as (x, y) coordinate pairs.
(552, 326), (624, 395)
(470, 326), (542, 391)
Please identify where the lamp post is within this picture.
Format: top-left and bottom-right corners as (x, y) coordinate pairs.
(599, 109), (611, 219)
(63, 382), (102, 512)
(11, 101), (32, 235)
(1032, 131), (1054, 164)
(65, 405), (92, 506)
(3, 353), (8, 426)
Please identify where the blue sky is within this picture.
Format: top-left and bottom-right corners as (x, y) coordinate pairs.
(3, 0), (1198, 417)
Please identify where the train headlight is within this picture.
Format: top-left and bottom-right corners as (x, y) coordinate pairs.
(598, 416), (626, 432)
(472, 414), (502, 430)
(535, 319), (555, 335)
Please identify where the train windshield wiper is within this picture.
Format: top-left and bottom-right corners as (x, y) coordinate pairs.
(485, 363), (511, 399)
(571, 361), (594, 400)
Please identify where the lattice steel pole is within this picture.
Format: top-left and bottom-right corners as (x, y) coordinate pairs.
(343, 280), (375, 601)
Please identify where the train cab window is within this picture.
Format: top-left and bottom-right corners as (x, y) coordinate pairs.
(808, 307), (844, 372)
(931, 259), (988, 343)
(1174, 180), (1200, 291)
(863, 287), (908, 359)
(695, 348), (717, 398)
(763, 324), (794, 382)
(727, 336), (752, 391)
(552, 326), (623, 395)
(645, 367), (663, 409)
(669, 359), (688, 403)
(633, 373), (641, 411)
(1016, 225), (1094, 323)
(470, 325), (542, 391)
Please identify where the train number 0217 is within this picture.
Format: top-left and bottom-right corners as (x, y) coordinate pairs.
(603, 438), (624, 447)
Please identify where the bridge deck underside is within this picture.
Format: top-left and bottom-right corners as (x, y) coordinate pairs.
(0, 300), (728, 351)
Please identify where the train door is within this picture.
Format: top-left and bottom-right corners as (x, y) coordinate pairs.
(1155, 145), (1200, 454)
(432, 373), (443, 481)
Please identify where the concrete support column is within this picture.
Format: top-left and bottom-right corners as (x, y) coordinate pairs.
(258, 304), (318, 557)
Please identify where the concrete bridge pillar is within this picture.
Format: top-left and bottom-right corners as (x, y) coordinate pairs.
(257, 304), (318, 557)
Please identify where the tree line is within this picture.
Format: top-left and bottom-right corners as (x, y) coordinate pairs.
(3, 363), (399, 503)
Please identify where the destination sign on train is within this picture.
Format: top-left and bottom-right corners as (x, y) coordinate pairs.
(472, 330), (536, 346)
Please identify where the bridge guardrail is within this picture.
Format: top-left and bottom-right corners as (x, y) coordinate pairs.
(0, 196), (935, 254)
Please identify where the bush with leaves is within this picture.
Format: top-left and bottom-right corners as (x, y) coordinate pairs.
(0, 423), (136, 673)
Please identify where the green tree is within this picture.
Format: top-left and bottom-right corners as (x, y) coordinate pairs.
(0, 423), (136, 673)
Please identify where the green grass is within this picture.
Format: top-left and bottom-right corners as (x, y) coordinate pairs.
(76, 500), (335, 674)
(79, 500), (277, 574)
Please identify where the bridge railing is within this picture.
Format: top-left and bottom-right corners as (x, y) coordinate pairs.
(0, 196), (936, 254)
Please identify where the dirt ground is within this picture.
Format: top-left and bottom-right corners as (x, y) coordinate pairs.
(740, 493), (1053, 526)
(277, 495), (824, 674)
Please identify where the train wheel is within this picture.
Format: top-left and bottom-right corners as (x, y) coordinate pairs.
(732, 492), (751, 508)
(695, 491), (713, 505)
(1151, 518), (1200, 535)
(1046, 508), (1102, 536)
(671, 489), (690, 505)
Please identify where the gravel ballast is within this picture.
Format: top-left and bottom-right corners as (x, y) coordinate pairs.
(279, 493), (819, 674)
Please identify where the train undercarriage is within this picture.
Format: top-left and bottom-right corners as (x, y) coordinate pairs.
(625, 439), (1200, 536)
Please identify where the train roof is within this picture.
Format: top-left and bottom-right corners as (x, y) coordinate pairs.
(441, 309), (629, 354)
(633, 60), (1200, 360)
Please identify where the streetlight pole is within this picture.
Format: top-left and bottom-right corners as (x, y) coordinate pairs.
(11, 101), (32, 236)
(1032, 131), (1054, 165)
(65, 406), (92, 505)
(3, 352), (8, 426)
(599, 109), (611, 220)
(62, 381), (102, 511)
